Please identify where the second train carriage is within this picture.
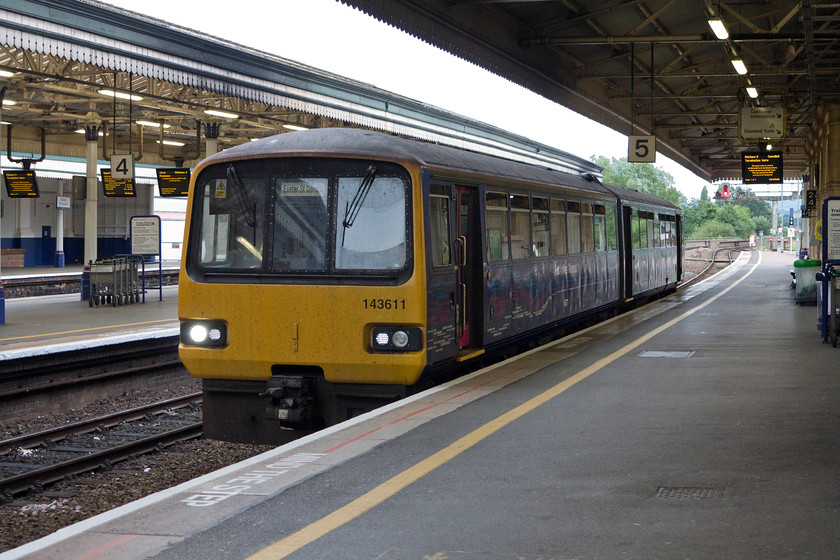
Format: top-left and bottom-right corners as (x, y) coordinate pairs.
(178, 128), (683, 443)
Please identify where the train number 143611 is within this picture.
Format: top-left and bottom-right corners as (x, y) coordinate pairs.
(363, 298), (406, 310)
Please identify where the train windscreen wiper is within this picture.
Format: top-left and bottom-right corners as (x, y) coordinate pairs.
(341, 165), (377, 246)
(227, 164), (256, 227)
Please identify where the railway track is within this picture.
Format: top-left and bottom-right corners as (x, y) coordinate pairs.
(0, 393), (202, 499)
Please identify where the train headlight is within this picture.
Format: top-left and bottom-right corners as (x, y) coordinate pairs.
(370, 326), (422, 352)
(181, 320), (228, 348)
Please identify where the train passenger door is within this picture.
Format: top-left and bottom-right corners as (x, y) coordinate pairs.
(455, 186), (482, 352)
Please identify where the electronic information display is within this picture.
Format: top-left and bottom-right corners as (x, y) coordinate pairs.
(101, 169), (136, 197)
(156, 167), (191, 197)
(742, 152), (783, 184)
(3, 170), (39, 198)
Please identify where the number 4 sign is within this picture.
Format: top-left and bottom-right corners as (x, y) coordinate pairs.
(628, 135), (656, 163)
(110, 154), (135, 180)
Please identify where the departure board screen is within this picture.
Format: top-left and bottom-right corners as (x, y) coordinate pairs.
(3, 170), (39, 198)
(742, 152), (783, 184)
(156, 167), (191, 197)
(101, 169), (136, 197)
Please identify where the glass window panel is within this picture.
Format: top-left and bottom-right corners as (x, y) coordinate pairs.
(532, 197), (549, 257)
(273, 178), (329, 271)
(511, 209), (531, 259)
(335, 175), (407, 270)
(430, 194), (451, 267)
(567, 212), (581, 254)
(486, 192), (509, 262)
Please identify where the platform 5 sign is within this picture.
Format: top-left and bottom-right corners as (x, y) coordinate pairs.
(628, 136), (655, 163)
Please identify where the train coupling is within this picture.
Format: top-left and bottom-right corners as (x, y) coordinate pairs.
(261, 376), (317, 423)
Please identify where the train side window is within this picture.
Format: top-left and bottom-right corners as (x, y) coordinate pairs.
(631, 209), (641, 250)
(605, 202), (616, 250)
(639, 211), (649, 248)
(567, 200), (581, 254)
(510, 194), (531, 259)
(430, 188), (451, 267)
(532, 197), (549, 257)
(550, 198), (567, 256)
(485, 191), (509, 262)
(650, 215), (660, 248)
(581, 201), (595, 253)
(594, 204), (607, 251)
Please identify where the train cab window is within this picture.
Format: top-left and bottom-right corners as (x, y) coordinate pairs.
(273, 178), (328, 271)
(581, 202), (595, 253)
(190, 158), (410, 279)
(430, 187), (451, 267)
(566, 200), (582, 254)
(532, 197), (549, 257)
(550, 198), (567, 256)
(485, 191), (509, 262)
(594, 204), (607, 251)
(510, 194), (531, 259)
(335, 174), (407, 270)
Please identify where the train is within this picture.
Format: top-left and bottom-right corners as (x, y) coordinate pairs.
(178, 128), (683, 444)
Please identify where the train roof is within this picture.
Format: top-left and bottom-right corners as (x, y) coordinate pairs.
(204, 128), (681, 212)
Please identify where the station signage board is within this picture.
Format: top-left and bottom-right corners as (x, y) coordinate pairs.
(101, 169), (136, 197)
(741, 151), (783, 184)
(3, 170), (39, 198)
(739, 105), (786, 142)
(156, 167), (191, 197)
(130, 215), (161, 255)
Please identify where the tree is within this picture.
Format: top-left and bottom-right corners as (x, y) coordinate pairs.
(591, 155), (686, 207)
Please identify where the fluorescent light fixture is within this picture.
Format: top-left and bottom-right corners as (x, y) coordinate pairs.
(0, 70), (15, 78)
(136, 120), (170, 128)
(98, 89), (143, 101)
(204, 109), (238, 119)
(156, 139), (185, 147)
(2, 99), (15, 106)
(283, 124), (308, 131)
(75, 128), (104, 136)
(746, 87), (758, 98)
(765, 143), (773, 151)
(731, 59), (748, 75)
(708, 18), (729, 40)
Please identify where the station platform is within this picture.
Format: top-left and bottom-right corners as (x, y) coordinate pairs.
(0, 280), (179, 356)
(3, 249), (839, 560)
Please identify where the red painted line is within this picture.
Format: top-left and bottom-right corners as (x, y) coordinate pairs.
(74, 534), (137, 560)
(320, 375), (499, 455)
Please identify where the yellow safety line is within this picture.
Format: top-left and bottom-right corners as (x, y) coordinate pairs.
(0, 319), (177, 342)
(247, 255), (760, 560)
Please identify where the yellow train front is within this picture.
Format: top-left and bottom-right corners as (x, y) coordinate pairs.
(179, 130), (431, 443)
(179, 128), (682, 444)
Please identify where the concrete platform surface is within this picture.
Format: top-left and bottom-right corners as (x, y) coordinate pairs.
(3, 250), (838, 560)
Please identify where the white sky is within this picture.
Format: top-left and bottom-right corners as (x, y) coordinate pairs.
(101, 0), (711, 201)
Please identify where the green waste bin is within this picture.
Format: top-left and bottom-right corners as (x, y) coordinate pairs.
(794, 259), (821, 305)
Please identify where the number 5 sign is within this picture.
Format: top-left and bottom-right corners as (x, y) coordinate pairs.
(628, 136), (656, 163)
(110, 154), (135, 180)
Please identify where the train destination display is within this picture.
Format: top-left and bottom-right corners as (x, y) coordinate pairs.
(741, 152), (783, 184)
(3, 170), (39, 197)
(101, 169), (136, 197)
(156, 167), (191, 197)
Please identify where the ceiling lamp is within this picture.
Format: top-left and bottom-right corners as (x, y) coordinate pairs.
(746, 87), (758, 98)
(156, 139), (185, 147)
(0, 70), (16, 78)
(731, 59), (748, 75)
(707, 18), (729, 40)
(204, 109), (238, 119)
(98, 89), (143, 101)
(283, 124), (308, 131)
(2, 99), (15, 106)
(136, 120), (171, 128)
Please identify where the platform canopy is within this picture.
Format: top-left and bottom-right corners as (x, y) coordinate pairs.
(0, 0), (602, 176)
(342, 0), (840, 182)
